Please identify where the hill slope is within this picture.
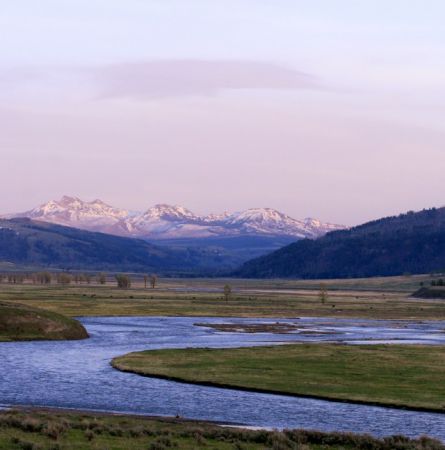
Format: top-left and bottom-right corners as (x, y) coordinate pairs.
(0, 218), (219, 273)
(236, 208), (445, 279)
(0, 302), (88, 341)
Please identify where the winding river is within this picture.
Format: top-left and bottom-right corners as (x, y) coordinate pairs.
(1, 316), (445, 440)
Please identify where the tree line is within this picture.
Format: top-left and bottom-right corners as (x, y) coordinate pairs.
(0, 272), (159, 289)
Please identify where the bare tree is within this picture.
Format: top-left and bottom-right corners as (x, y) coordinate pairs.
(115, 274), (131, 289)
(97, 273), (107, 285)
(57, 273), (72, 285)
(223, 284), (232, 302)
(8, 273), (24, 284)
(143, 274), (148, 289)
(319, 284), (328, 304)
(35, 272), (52, 285)
(150, 274), (158, 289)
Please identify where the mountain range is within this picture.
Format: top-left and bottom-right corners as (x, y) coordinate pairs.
(236, 207), (445, 279)
(2, 203), (444, 278)
(8, 196), (343, 240)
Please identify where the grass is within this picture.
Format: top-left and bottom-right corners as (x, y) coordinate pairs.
(0, 408), (443, 450)
(112, 344), (445, 412)
(0, 302), (88, 342)
(0, 274), (444, 320)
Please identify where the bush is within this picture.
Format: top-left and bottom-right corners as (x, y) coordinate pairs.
(42, 420), (69, 439)
(148, 435), (178, 449)
(84, 429), (95, 441)
(10, 438), (42, 450)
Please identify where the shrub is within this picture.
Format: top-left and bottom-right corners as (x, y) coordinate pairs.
(84, 429), (95, 441)
(42, 420), (69, 440)
(10, 438), (42, 450)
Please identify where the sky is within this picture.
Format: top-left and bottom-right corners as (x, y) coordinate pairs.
(1, 0), (444, 225)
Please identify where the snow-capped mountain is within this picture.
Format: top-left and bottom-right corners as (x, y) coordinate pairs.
(127, 204), (222, 239)
(12, 196), (130, 234)
(224, 208), (339, 238)
(8, 197), (344, 240)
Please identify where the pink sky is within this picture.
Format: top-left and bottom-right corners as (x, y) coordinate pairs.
(1, 1), (444, 225)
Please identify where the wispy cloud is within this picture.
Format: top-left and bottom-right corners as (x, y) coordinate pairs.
(93, 60), (319, 99)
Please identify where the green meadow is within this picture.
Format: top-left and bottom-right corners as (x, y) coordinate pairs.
(112, 343), (445, 412)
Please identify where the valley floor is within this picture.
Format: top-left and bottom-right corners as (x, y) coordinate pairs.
(2, 274), (445, 446)
(0, 273), (444, 320)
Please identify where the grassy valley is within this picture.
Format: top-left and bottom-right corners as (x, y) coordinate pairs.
(1, 273), (445, 445)
(0, 274), (443, 320)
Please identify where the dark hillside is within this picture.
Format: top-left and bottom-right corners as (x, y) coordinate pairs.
(0, 218), (213, 273)
(236, 208), (445, 279)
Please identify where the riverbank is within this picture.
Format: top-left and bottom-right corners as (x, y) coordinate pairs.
(112, 343), (445, 413)
(0, 302), (88, 341)
(0, 408), (443, 450)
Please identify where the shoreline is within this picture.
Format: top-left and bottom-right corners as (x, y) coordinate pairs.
(2, 405), (444, 448)
(111, 362), (445, 416)
(3, 404), (246, 427)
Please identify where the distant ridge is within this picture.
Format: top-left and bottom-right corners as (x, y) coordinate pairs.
(236, 207), (445, 279)
(8, 196), (344, 240)
(0, 217), (223, 273)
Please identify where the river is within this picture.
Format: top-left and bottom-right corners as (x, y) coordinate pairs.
(0, 316), (444, 440)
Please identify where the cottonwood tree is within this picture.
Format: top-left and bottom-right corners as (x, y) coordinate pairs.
(8, 274), (24, 284)
(57, 273), (72, 285)
(97, 273), (107, 285)
(115, 274), (131, 289)
(36, 272), (52, 284)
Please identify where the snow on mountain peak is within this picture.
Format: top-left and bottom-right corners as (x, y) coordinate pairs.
(142, 204), (197, 220)
(60, 195), (83, 203)
(19, 196), (129, 232)
(228, 208), (289, 224)
(11, 197), (345, 240)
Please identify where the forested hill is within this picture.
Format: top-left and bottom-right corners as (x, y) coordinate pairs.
(235, 207), (445, 279)
(0, 218), (214, 273)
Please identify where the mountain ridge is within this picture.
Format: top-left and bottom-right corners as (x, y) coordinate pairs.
(8, 196), (344, 240)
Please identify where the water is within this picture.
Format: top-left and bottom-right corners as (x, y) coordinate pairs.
(1, 316), (445, 440)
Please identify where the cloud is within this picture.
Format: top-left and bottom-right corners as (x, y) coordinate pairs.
(0, 60), (319, 105)
(93, 60), (318, 99)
